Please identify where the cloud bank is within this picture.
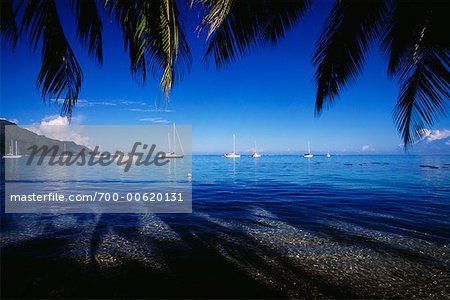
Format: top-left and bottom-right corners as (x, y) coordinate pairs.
(27, 115), (90, 146)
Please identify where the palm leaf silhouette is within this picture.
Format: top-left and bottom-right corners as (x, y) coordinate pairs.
(108, 0), (192, 96)
(312, 0), (387, 114)
(1, 0), (19, 48)
(197, 0), (311, 68)
(21, 0), (82, 117)
(313, 0), (449, 145)
(382, 0), (449, 145)
(70, 0), (103, 64)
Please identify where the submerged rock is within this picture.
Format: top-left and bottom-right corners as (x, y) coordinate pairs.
(419, 165), (439, 169)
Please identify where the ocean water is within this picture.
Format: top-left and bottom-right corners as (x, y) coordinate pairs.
(1, 155), (449, 299)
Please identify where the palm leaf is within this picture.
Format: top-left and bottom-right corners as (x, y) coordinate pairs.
(108, 0), (192, 96)
(312, 0), (387, 115)
(1, 0), (19, 48)
(70, 0), (103, 64)
(21, 0), (82, 117)
(107, 0), (147, 83)
(152, 0), (192, 96)
(197, 0), (311, 68)
(383, 1), (449, 145)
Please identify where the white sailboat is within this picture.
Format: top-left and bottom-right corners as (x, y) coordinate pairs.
(303, 141), (314, 158)
(165, 123), (184, 158)
(251, 141), (261, 158)
(61, 143), (70, 157)
(3, 140), (22, 159)
(224, 134), (240, 158)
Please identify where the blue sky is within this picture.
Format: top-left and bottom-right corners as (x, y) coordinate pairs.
(1, 0), (449, 154)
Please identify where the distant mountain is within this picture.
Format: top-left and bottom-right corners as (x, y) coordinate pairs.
(1, 119), (91, 155)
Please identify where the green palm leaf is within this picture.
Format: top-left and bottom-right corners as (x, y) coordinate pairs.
(21, 0), (82, 117)
(108, 0), (192, 96)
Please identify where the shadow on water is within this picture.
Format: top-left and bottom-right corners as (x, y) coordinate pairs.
(1, 210), (362, 299)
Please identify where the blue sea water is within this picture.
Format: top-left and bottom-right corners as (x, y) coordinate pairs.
(1, 155), (450, 299)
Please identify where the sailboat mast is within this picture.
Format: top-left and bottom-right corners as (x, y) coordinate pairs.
(168, 132), (171, 153)
(15, 141), (18, 155)
(173, 123), (176, 154)
(233, 134), (236, 154)
(254, 141), (257, 152)
(308, 141), (311, 153)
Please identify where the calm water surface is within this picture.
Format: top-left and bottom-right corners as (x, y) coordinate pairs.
(1, 155), (449, 299)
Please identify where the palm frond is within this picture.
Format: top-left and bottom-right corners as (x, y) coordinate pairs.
(108, 0), (192, 96)
(197, 0), (311, 68)
(1, 0), (19, 48)
(384, 1), (450, 145)
(21, 0), (82, 117)
(70, 0), (103, 64)
(394, 50), (449, 145)
(154, 0), (192, 96)
(312, 0), (387, 115)
(107, 0), (147, 83)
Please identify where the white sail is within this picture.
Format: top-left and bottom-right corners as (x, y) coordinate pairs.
(3, 140), (22, 159)
(303, 141), (313, 158)
(165, 123), (184, 158)
(224, 134), (240, 158)
(252, 140), (261, 158)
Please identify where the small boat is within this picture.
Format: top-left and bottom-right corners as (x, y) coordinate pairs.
(303, 141), (314, 158)
(325, 146), (331, 157)
(164, 123), (184, 158)
(224, 134), (241, 158)
(251, 141), (261, 158)
(61, 143), (70, 157)
(3, 140), (22, 159)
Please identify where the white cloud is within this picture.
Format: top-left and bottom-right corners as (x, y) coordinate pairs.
(420, 129), (450, 143)
(27, 115), (90, 146)
(120, 100), (141, 105)
(139, 117), (170, 124)
(129, 107), (173, 113)
(0, 117), (19, 124)
(52, 99), (118, 107)
(77, 100), (117, 107)
(361, 145), (371, 152)
(51, 98), (174, 113)
(41, 115), (69, 126)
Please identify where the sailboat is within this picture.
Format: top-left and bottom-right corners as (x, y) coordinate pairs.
(325, 146), (331, 157)
(61, 143), (70, 157)
(251, 141), (261, 158)
(165, 123), (184, 158)
(3, 140), (22, 159)
(303, 141), (314, 158)
(224, 134), (240, 158)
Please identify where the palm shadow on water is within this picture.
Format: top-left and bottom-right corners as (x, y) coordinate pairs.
(1, 208), (361, 299)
